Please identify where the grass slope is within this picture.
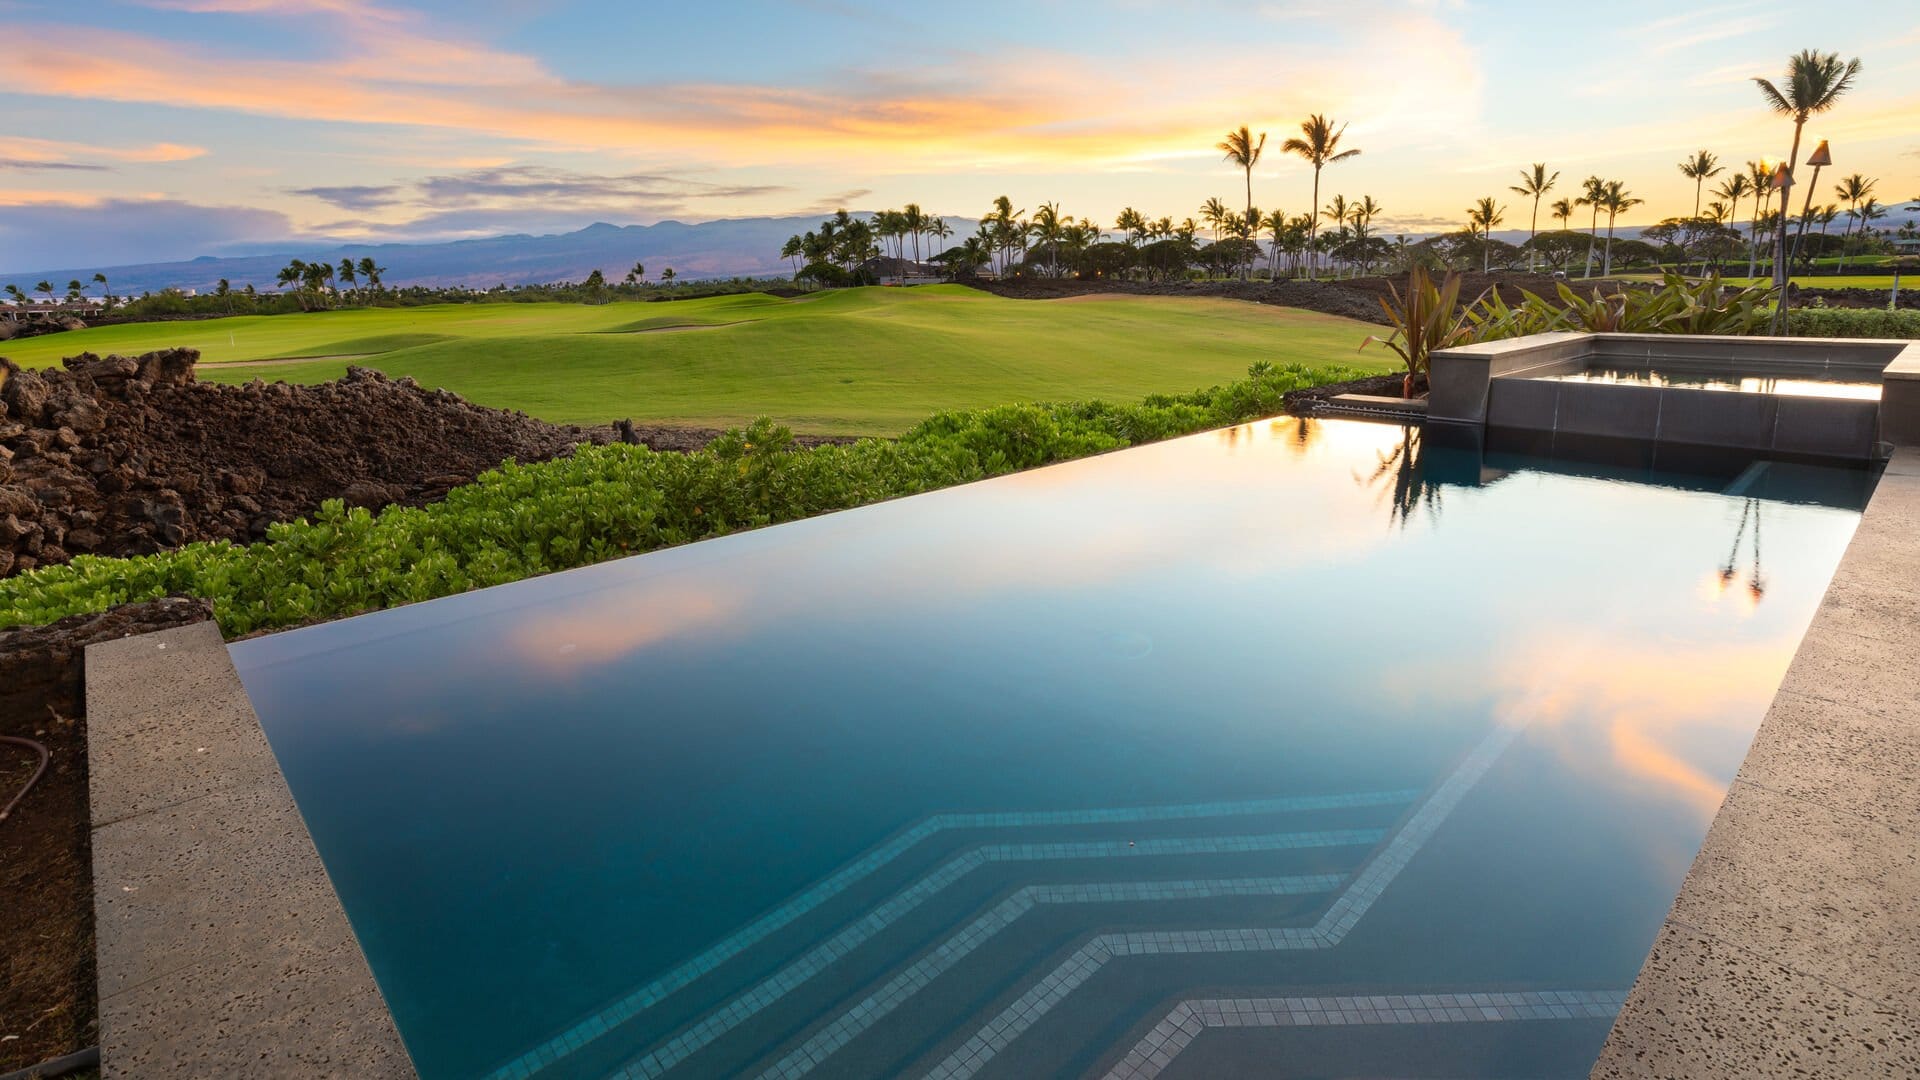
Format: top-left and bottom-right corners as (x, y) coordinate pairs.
(6, 286), (1384, 435)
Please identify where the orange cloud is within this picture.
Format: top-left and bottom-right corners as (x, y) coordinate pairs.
(0, 135), (205, 165)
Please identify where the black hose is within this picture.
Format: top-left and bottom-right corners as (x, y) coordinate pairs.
(0, 1045), (100, 1080)
(0, 736), (50, 823)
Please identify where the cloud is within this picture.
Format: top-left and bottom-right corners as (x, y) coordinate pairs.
(0, 135), (206, 170)
(289, 183), (404, 209)
(0, 159), (109, 172)
(417, 166), (784, 206)
(0, 197), (293, 271)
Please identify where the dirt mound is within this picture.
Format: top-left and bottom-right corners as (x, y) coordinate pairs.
(969, 272), (1607, 324)
(0, 596), (214, 1072)
(1792, 284), (1916, 310)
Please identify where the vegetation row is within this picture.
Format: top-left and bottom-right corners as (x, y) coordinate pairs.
(0, 363), (1364, 636)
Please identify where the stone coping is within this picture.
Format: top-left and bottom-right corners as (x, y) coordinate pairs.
(1591, 450), (1920, 1078)
(85, 621), (415, 1078)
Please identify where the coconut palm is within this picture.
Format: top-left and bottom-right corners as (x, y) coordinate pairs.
(356, 257), (384, 295)
(1550, 198), (1575, 232)
(1259, 208), (1289, 278)
(91, 272), (110, 308)
(1468, 197), (1505, 272)
(1509, 164), (1558, 271)
(1029, 202), (1067, 275)
(625, 262), (647, 286)
(1745, 160), (1775, 278)
(337, 259), (358, 303)
(1679, 150), (1724, 220)
(1575, 176), (1608, 277)
(1601, 181), (1644, 275)
(1217, 125), (1266, 229)
(1754, 49), (1863, 285)
(1280, 114), (1361, 279)
(1833, 173), (1876, 271)
(1200, 196), (1232, 242)
(4, 284), (27, 308)
(661, 268), (676, 287)
(1715, 173), (1753, 244)
(928, 217), (953, 266)
(780, 235), (803, 276)
(34, 281), (53, 302)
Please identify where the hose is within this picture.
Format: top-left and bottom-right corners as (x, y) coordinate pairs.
(0, 736), (50, 823)
(0, 1045), (100, 1080)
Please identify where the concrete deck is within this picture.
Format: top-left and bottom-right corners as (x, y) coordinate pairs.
(85, 621), (414, 1078)
(1592, 450), (1920, 1078)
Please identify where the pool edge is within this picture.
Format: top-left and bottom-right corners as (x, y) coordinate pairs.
(84, 620), (416, 1079)
(1591, 449), (1920, 1078)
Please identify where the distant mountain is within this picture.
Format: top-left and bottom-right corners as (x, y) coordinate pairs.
(0, 215), (856, 296)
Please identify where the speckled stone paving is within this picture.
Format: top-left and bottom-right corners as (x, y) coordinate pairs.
(1592, 451), (1920, 1079)
(85, 621), (415, 1079)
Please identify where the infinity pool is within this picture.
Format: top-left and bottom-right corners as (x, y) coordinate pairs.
(231, 417), (1875, 1080)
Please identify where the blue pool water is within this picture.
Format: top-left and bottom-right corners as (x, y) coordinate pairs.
(230, 417), (1876, 1080)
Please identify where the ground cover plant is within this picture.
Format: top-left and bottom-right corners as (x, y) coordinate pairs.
(0, 362), (1365, 636)
(6, 287), (1385, 435)
(1784, 306), (1920, 338)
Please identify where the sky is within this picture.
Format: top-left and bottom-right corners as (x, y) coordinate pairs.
(2, 0), (1917, 269)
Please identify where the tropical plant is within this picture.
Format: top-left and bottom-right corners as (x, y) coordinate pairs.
(1575, 176), (1608, 277)
(1362, 266), (1483, 397)
(1600, 181), (1644, 275)
(1754, 49), (1862, 285)
(1834, 172), (1877, 271)
(1281, 114), (1361, 280)
(1679, 150), (1724, 219)
(1509, 164), (1558, 271)
(1218, 125), (1266, 229)
(1467, 197), (1506, 272)
(92, 272), (110, 308)
(1550, 198), (1575, 233)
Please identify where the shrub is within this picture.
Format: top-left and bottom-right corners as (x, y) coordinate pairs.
(1468, 272), (1777, 340)
(0, 363), (1364, 635)
(1785, 305), (1920, 339)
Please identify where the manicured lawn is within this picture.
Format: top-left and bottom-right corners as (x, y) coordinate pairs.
(1613, 272), (1903, 289)
(6, 286), (1386, 435)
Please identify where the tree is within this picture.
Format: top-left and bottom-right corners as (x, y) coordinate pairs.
(927, 218), (952, 268)
(92, 272), (111, 308)
(582, 268), (608, 303)
(1833, 173), (1876, 271)
(1509, 164), (1558, 271)
(337, 259), (358, 303)
(1280, 114), (1360, 279)
(1679, 150), (1724, 220)
(1467, 197), (1505, 272)
(1550, 198), (1575, 233)
(1199, 196), (1231, 242)
(1754, 49), (1862, 287)
(1115, 207), (1148, 248)
(1217, 125), (1266, 231)
(1600, 180), (1644, 275)
(661, 268), (676, 287)
(1575, 176), (1610, 277)
(1715, 173), (1753, 255)
(3, 284), (26, 308)
(1029, 202), (1067, 276)
(357, 258), (385, 296)
(65, 279), (84, 302)
(626, 261), (647, 287)
(780, 235), (802, 276)
(34, 280), (53, 303)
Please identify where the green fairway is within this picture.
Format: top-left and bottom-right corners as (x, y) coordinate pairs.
(4, 286), (1384, 435)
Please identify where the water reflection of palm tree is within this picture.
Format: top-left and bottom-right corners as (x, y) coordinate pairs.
(1358, 425), (1442, 529)
(1720, 498), (1766, 603)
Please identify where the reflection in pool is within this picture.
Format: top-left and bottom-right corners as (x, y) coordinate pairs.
(1539, 363), (1882, 400)
(230, 417), (1874, 1080)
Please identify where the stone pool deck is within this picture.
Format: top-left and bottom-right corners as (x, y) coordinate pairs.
(1592, 449), (1920, 1078)
(84, 621), (414, 1078)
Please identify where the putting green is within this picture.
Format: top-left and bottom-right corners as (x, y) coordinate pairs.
(5, 286), (1386, 435)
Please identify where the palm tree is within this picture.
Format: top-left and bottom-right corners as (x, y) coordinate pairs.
(1715, 173), (1753, 247)
(34, 280), (54, 303)
(65, 279), (84, 302)
(1550, 197), (1575, 233)
(1280, 114), (1361, 279)
(927, 217), (952, 267)
(1745, 160), (1775, 279)
(1197, 196), (1230, 243)
(91, 272), (110, 308)
(1260, 208), (1288, 278)
(357, 258), (385, 295)
(1217, 125), (1266, 230)
(1601, 181), (1644, 275)
(1833, 173), (1876, 271)
(780, 235), (803, 276)
(1679, 150), (1724, 220)
(661, 268), (676, 287)
(3, 284), (27, 308)
(1509, 164), (1558, 271)
(1576, 176), (1608, 277)
(1754, 49), (1862, 286)
(625, 261), (647, 286)
(337, 259), (358, 303)
(1468, 197), (1505, 272)
(1029, 202), (1067, 275)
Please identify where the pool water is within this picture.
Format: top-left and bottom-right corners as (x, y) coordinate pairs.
(1539, 362), (1882, 400)
(230, 417), (1875, 1080)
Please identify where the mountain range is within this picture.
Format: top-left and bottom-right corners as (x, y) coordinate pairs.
(0, 215), (843, 296)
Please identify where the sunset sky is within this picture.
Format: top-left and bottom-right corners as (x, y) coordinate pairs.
(2, 0), (1917, 268)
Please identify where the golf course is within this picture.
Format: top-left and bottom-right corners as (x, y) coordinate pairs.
(5, 286), (1384, 435)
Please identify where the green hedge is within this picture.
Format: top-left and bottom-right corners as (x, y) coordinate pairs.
(0, 363), (1364, 636)
(1784, 306), (1920, 339)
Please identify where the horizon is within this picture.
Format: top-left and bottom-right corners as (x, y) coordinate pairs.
(3, 0), (1918, 271)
